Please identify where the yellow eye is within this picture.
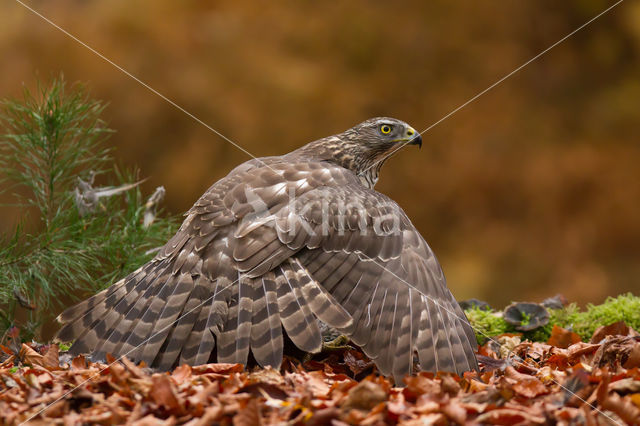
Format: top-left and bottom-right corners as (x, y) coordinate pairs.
(380, 124), (392, 134)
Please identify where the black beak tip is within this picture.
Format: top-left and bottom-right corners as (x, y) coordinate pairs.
(410, 135), (422, 149)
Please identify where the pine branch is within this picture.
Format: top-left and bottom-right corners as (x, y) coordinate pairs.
(0, 76), (178, 341)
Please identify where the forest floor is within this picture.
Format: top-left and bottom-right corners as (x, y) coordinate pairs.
(1, 311), (640, 424)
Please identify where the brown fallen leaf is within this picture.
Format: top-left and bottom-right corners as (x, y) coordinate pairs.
(591, 321), (631, 343)
(121, 356), (148, 379)
(232, 398), (262, 426)
(593, 336), (639, 368)
(42, 345), (59, 369)
(341, 380), (387, 411)
(403, 374), (440, 401)
(547, 325), (581, 349)
(18, 344), (45, 367)
(71, 354), (86, 370)
(623, 342), (640, 369)
(191, 363), (243, 375)
(609, 378), (640, 395)
(248, 366), (285, 387)
(567, 342), (600, 363)
(171, 364), (192, 385)
(441, 398), (467, 424)
(343, 350), (374, 376)
(187, 404), (223, 426)
(559, 369), (590, 405)
(151, 374), (184, 415)
(307, 407), (340, 426)
(130, 414), (176, 426)
(545, 353), (570, 369)
(504, 366), (549, 398)
(440, 374), (461, 397)
(292, 370), (331, 398)
(601, 392), (640, 424)
(476, 408), (545, 425)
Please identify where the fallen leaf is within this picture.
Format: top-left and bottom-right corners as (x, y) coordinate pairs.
(122, 356), (148, 379)
(151, 374), (184, 414)
(567, 342), (600, 362)
(498, 335), (522, 359)
(191, 363), (243, 375)
(601, 391), (640, 424)
(546, 353), (570, 369)
(403, 374), (440, 400)
(171, 364), (192, 385)
(232, 398), (262, 426)
(18, 344), (45, 367)
(441, 398), (467, 424)
(590, 321), (630, 343)
(609, 378), (640, 394)
(504, 366), (549, 398)
(631, 393), (640, 408)
(42, 345), (59, 369)
(342, 380), (387, 411)
(307, 407), (340, 425)
(476, 408), (545, 425)
(343, 350), (374, 376)
(248, 366), (285, 387)
(130, 414), (171, 426)
(440, 374), (461, 397)
(623, 342), (640, 369)
(593, 336), (639, 368)
(295, 370), (331, 398)
(547, 325), (581, 349)
(71, 355), (86, 370)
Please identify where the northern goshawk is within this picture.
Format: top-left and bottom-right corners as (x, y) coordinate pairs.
(56, 117), (478, 382)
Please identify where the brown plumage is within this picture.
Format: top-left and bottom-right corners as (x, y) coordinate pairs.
(56, 117), (478, 382)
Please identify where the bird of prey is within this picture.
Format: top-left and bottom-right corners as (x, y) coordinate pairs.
(56, 117), (478, 382)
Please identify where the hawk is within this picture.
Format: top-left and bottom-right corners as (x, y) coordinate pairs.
(56, 117), (478, 382)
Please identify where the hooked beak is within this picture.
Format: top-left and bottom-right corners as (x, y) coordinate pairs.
(408, 134), (422, 148)
(397, 126), (422, 148)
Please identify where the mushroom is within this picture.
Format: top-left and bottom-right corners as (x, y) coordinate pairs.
(503, 302), (549, 331)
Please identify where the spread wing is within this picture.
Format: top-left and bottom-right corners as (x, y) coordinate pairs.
(234, 171), (478, 380)
(57, 157), (477, 382)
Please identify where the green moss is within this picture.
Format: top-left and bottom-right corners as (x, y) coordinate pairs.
(573, 293), (640, 340)
(464, 307), (509, 344)
(58, 342), (71, 352)
(464, 293), (640, 344)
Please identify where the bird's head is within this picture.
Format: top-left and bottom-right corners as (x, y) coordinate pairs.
(342, 117), (422, 152)
(300, 117), (422, 188)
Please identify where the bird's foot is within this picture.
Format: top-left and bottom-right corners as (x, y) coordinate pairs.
(321, 334), (351, 351)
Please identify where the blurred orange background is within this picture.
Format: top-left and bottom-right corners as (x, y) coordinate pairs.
(1, 0), (638, 308)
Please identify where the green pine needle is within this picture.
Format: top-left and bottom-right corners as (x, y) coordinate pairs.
(0, 76), (178, 341)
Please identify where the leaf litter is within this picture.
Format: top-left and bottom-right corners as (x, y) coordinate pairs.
(1, 323), (640, 424)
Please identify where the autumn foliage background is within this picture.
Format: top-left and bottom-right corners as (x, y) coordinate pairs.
(1, 0), (639, 309)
